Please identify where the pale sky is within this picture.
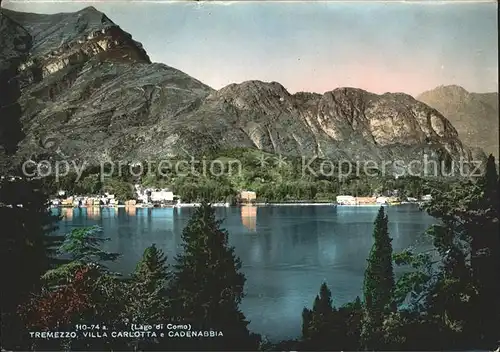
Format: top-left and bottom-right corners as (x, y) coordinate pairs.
(3, 1), (498, 96)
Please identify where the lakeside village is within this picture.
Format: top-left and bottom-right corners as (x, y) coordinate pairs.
(49, 185), (433, 208)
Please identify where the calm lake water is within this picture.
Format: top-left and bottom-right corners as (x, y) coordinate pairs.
(53, 205), (436, 341)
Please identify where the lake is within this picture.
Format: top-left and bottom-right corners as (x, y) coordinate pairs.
(52, 205), (436, 341)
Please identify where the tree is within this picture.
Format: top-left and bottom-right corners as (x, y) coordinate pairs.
(302, 282), (336, 350)
(103, 179), (135, 203)
(468, 155), (500, 345)
(1, 58), (62, 348)
(123, 244), (171, 349)
(127, 244), (171, 323)
(422, 154), (500, 348)
(77, 173), (102, 195)
(0, 176), (62, 350)
(302, 283), (363, 351)
(167, 201), (259, 350)
(20, 264), (129, 351)
(361, 206), (396, 350)
(42, 226), (120, 287)
(338, 297), (363, 350)
(19, 226), (127, 351)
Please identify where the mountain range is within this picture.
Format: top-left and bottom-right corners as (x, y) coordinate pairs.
(1, 6), (494, 173)
(418, 85), (498, 158)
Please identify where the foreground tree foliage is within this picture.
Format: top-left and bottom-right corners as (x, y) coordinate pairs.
(165, 201), (260, 350)
(127, 244), (171, 323)
(42, 225), (121, 287)
(0, 110), (63, 349)
(302, 283), (362, 351)
(420, 154), (500, 348)
(18, 227), (128, 350)
(0, 177), (63, 350)
(20, 265), (127, 351)
(125, 244), (171, 350)
(361, 206), (396, 350)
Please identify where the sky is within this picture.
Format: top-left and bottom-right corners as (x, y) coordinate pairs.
(2, 0), (498, 96)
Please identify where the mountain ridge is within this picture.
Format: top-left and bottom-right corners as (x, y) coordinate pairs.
(0, 6), (486, 174)
(418, 85), (498, 158)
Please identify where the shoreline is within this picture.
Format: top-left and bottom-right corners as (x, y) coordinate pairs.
(51, 202), (420, 209)
(253, 202), (336, 206)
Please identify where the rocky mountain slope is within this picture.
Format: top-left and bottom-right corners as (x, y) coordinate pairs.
(418, 85), (498, 158)
(0, 9), (29, 165)
(0, 6), (483, 174)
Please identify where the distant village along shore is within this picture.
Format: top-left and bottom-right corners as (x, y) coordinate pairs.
(49, 185), (432, 209)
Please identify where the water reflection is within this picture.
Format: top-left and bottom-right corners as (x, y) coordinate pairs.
(125, 206), (136, 217)
(241, 205), (257, 231)
(87, 206), (101, 219)
(101, 207), (117, 219)
(61, 207), (73, 220)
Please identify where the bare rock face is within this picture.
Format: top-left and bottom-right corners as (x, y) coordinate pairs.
(194, 82), (474, 169)
(418, 85), (499, 158)
(1, 7), (213, 165)
(0, 10), (29, 163)
(0, 6), (482, 175)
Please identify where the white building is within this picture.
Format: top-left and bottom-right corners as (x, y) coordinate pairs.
(336, 195), (356, 205)
(138, 193), (149, 203)
(376, 196), (388, 204)
(150, 189), (174, 202)
(421, 194), (432, 201)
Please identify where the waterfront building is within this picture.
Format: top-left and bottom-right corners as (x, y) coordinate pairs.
(239, 190), (257, 204)
(355, 197), (377, 205)
(336, 195), (356, 205)
(150, 189), (174, 202)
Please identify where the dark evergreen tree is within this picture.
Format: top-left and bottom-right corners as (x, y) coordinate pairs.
(128, 244), (170, 322)
(468, 154), (500, 346)
(167, 201), (259, 350)
(422, 154), (500, 348)
(0, 177), (62, 350)
(302, 284), (363, 351)
(337, 297), (363, 350)
(18, 225), (128, 351)
(42, 225), (120, 286)
(361, 206), (396, 350)
(301, 282), (336, 350)
(120, 244), (171, 350)
(20, 264), (130, 352)
(0, 93), (62, 349)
